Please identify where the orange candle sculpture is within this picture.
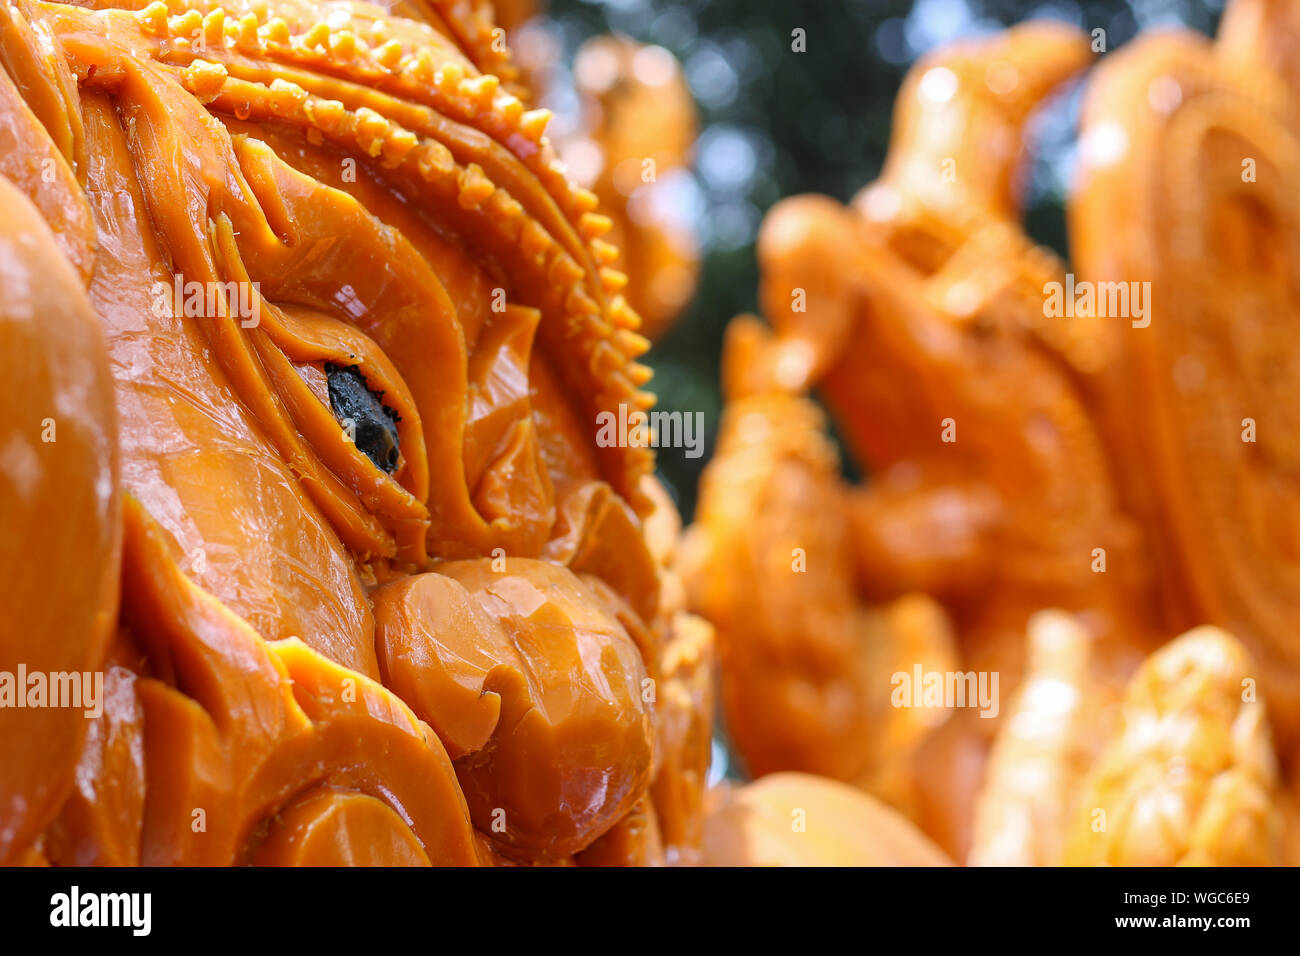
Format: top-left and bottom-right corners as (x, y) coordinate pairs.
(686, 2), (1300, 863)
(0, 0), (712, 867)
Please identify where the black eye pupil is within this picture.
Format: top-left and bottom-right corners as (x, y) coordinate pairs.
(325, 363), (402, 474)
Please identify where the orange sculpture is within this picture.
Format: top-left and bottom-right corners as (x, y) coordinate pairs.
(510, 20), (700, 340)
(0, 0), (712, 867)
(680, 385), (959, 810)
(566, 35), (699, 340)
(702, 772), (952, 867)
(970, 618), (1283, 866)
(5, 0), (1298, 870)
(1062, 627), (1283, 866)
(686, 3), (1300, 864)
(967, 612), (1119, 867)
(0, 172), (121, 865)
(684, 21), (1148, 859)
(1071, 0), (1300, 755)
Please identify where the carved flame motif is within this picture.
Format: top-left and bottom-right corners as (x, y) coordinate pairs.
(1, 0), (712, 866)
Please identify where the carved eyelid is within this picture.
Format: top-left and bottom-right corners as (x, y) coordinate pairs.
(210, 218), (433, 565)
(260, 298), (428, 494)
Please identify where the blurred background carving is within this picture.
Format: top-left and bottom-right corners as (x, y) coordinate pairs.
(515, 0), (1229, 514)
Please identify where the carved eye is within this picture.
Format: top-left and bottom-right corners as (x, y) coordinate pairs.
(325, 363), (402, 474)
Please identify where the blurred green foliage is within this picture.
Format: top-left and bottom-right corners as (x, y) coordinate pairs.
(542, 0), (1224, 517)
